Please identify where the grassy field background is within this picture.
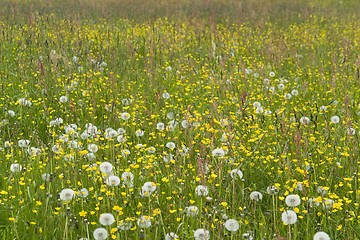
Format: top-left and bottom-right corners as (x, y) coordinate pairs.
(1, 0), (360, 239)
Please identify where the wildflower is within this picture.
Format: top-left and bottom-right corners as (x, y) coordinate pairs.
(181, 120), (190, 129)
(347, 128), (356, 135)
(250, 191), (263, 201)
(187, 206), (199, 216)
(120, 112), (130, 120)
(106, 176), (121, 186)
(147, 147), (156, 154)
(285, 194), (301, 207)
(18, 98), (32, 107)
(99, 162), (113, 175)
(162, 92), (171, 99)
(166, 66), (172, 71)
(195, 185), (208, 196)
(300, 116), (310, 125)
(165, 232), (179, 240)
(313, 231), (330, 240)
(99, 213), (115, 226)
(266, 185), (279, 195)
(59, 96), (68, 103)
(320, 106), (327, 112)
(141, 182), (156, 196)
(331, 116), (340, 124)
(117, 128), (126, 134)
(284, 93), (292, 100)
(137, 216), (151, 228)
(230, 169), (243, 179)
(212, 148), (225, 157)
(308, 198), (320, 207)
(253, 102), (261, 108)
(255, 107), (264, 114)
(135, 129), (144, 137)
(79, 188), (89, 198)
(105, 128), (118, 138)
(264, 110), (272, 116)
(88, 144), (99, 153)
(7, 110), (15, 117)
(118, 220), (132, 230)
(10, 163), (22, 173)
(86, 153), (96, 161)
(291, 89), (299, 96)
(157, 122), (165, 130)
(269, 72), (275, 77)
(18, 140), (30, 148)
(323, 199), (334, 209)
(194, 228), (210, 240)
(166, 142), (176, 149)
(224, 219), (239, 232)
(281, 210), (297, 225)
(42, 173), (51, 181)
(60, 189), (75, 201)
(117, 135), (127, 143)
(278, 83), (285, 90)
(121, 172), (134, 188)
(93, 228), (108, 240)
(263, 78), (270, 84)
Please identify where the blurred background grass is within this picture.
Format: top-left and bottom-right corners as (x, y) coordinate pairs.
(1, 0), (359, 24)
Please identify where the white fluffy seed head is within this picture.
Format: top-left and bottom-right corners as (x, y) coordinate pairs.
(93, 228), (108, 240)
(224, 219), (240, 232)
(99, 213), (115, 226)
(281, 210), (297, 225)
(285, 194), (301, 207)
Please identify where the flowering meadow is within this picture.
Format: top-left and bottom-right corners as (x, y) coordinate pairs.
(1, 0), (360, 239)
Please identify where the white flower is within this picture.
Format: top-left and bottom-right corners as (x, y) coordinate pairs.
(105, 128), (118, 138)
(308, 198), (320, 208)
(250, 191), (263, 201)
(117, 135), (127, 143)
(157, 122), (165, 130)
(269, 72), (275, 77)
(284, 93), (292, 100)
(300, 116), (310, 125)
(253, 102), (261, 108)
(230, 169), (243, 179)
(320, 106), (327, 112)
(42, 173), (51, 181)
(117, 128), (126, 134)
(106, 176), (121, 186)
(121, 172), (134, 188)
(331, 116), (340, 124)
(224, 219), (239, 232)
(165, 232), (179, 240)
(181, 120), (190, 129)
(120, 112), (130, 120)
(18, 140), (30, 148)
(255, 107), (264, 114)
(147, 147), (156, 154)
(135, 129), (144, 137)
(195, 185), (208, 196)
(99, 213), (115, 226)
(281, 210), (297, 225)
(291, 89), (299, 96)
(10, 163), (22, 172)
(266, 185), (278, 195)
(313, 231), (330, 240)
(7, 110), (15, 117)
(18, 98), (32, 107)
(86, 152), (96, 161)
(187, 206), (199, 216)
(194, 228), (210, 240)
(137, 216), (151, 228)
(323, 199), (334, 209)
(93, 228), (108, 240)
(347, 128), (356, 136)
(99, 162), (113, 175)
(59, 96), (68, 103)
(141, 182), (156, 196)
(264, 110), (272, 116)
(60, 188), (75, 201)
(166, 142), (176, 149)
(79, 188), (89, 198)
(278, 83), (285, 90)
(285, 194), (301, 207)
(162, 92), (171, 99)
(88, 144), (99, 153)
(212, 148), (225, 157)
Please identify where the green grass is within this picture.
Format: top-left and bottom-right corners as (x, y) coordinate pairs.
(1, 0), (360, 239)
